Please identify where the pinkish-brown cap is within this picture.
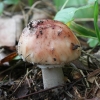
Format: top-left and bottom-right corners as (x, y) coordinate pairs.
(18, 19), (81, 65)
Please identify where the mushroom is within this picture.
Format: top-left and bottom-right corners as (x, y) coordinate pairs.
(17, 19), (81, 89)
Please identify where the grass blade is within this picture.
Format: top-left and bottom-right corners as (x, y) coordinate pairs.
(94, 0), (100, 42)
(69, 22), (97, 38)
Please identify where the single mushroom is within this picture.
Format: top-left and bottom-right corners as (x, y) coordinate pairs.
(17, 19), (81, 89)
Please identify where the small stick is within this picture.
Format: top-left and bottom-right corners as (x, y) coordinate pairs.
(15, 77), (85, 100)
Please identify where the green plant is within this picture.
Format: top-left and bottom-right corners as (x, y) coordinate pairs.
(54, 0), (100, 47)
(0, 2), (4, 14)
(53, 0), (87, 11)
(28, 0), (34, 6)
(87, 0), (100, 47)
(54, 4), (94, 24)
(3, 0), (19, 5)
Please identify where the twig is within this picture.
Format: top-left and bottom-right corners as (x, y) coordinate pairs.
(82, 50), (100, 62)
(67, 77), (86, 91)
(94, 78), (100, 88)
(15, 77), (85, 100)
(61, 0), (69, 10)
(25, 1), (42, 25)
(26, 68), (31, 87)
(42, 0), (57, 12)
(9, 69), (33, 98)
(0, 60), (23, 75)
(86, 43), (99, 67)
(80, 70), (89, 88)
(15, 84), (66, 100)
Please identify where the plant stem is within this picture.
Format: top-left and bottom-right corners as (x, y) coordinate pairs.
(61, 0), (69, 10)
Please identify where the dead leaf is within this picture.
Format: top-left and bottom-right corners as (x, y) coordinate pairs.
(0, 18), (16, 46)
(14, 80), (29, 98)
(12, 15), (23, 41)
(72, 71), (82, 80)
(87, 68), (100, 79)
(0, 16), (23, 46)
(0, 52), (17, 65)
(87, 76), (96, 83)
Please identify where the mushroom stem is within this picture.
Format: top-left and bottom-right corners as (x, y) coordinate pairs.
(38, 65), (64, 89)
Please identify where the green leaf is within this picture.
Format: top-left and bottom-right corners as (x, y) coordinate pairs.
(74, 5), (94, 18)
(94, 0), (100, 42)
(4, 0), (19, 5)
(54, 8), (77, 23)
(13, 55), (21, 60)
(54, 4), (94, 24)
(67, 0), (87, 7)
(69, 22), (97, 38)
(87, 38), (98, 47)
(88, 0), (96, 4)
(0, 2), (4, 14)
(53, 0), (87, 10)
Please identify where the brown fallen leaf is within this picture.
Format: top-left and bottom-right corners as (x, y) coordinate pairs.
(13, 79), (29, 98)
(0, 16), (23, 47)
(87, 68), (100, 79)
(72, 71), (82, 80)
(87, 68), (100, 83)
(71, 60), (90, 71)
(0, 52), (17, 65)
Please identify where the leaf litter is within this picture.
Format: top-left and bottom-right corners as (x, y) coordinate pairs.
(0, 0), (100, 100)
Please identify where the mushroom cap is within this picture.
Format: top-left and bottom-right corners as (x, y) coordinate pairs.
(18, 19), (81, 65)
